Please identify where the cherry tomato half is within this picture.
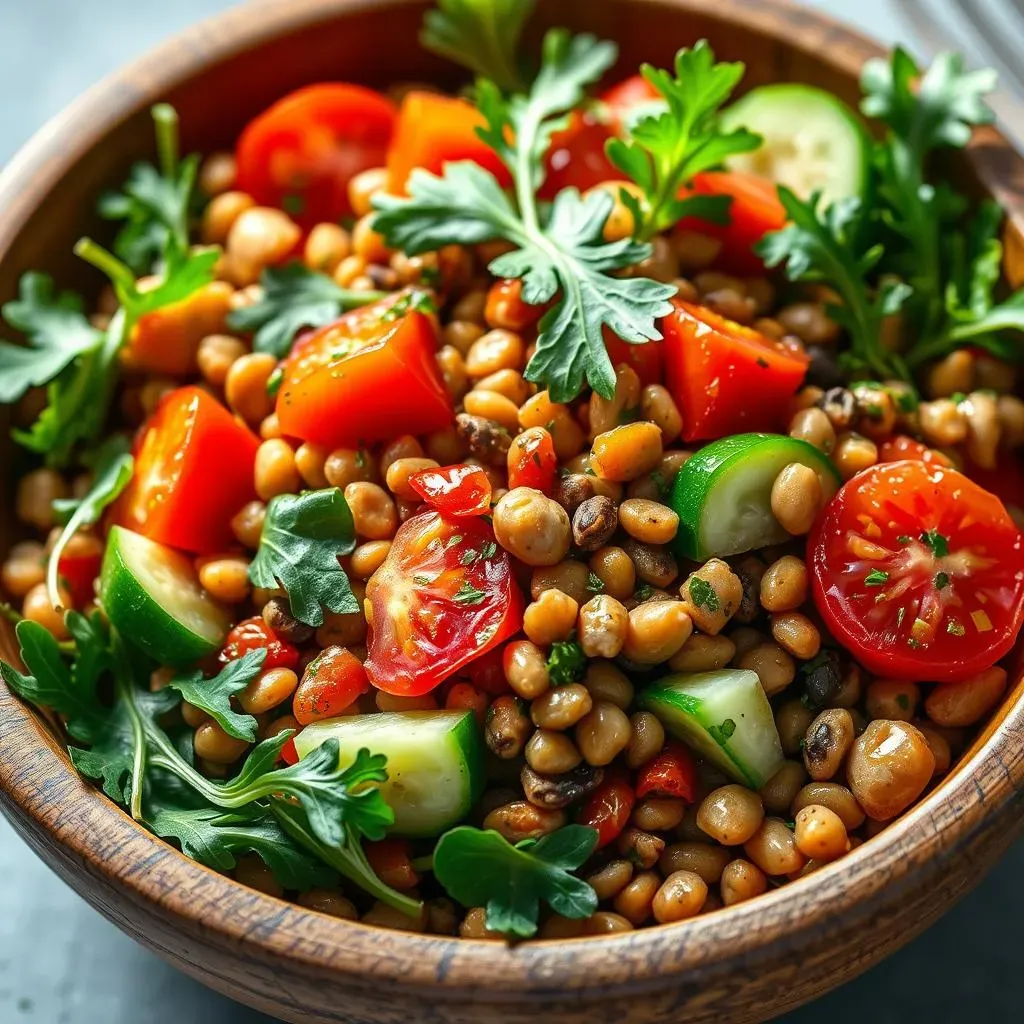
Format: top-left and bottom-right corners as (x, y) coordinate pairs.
(113, 387), (259, 554)
(220, 617), (300, 671)
(604, 329), (665, 386)
(277, 294), (453, 449)
(877, 435), (953, 468)
(409, 463), (492, 517)
(293, 645), (370, 725)
(364, 511), (523, 696)
(57, 547), (103, 608)
(236, 83), (397, 229)
(810, 459), (1024, 682)
(577, 771), (636, 849)
(663, 299), (808, 442)
(635, 742), (698, 802)
(507, 427), (558, 493)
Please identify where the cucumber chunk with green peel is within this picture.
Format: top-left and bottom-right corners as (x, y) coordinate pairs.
(721, 83), (871, 206)
(637, 670), (785, 789)
(294, 710), (485, 837)
(670, 433), (840, 560)
(100, 525), (231, 665)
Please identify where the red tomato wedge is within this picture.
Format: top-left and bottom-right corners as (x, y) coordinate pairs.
(877, 435), (953, 468)
(810, 460), (1024, 682)
(678, 171), (787, 274)
(663, 299), (808, 442)
(365, 511), (523, 695)
(409, 463), (492, 517)
(293, 645), (370, 725)
(507, 427), (558, 493)
(604, 328), (664, 386)
(57, 550), (102, 608)
(236, 84), (397, 229)
(634, 742), (698, 801)
(220, 617), (300, 671)
(113, 387), (259, 554)
(276, 296), (453, 448)
(577, 771), (636, 849)
(386, 92), (511, 194)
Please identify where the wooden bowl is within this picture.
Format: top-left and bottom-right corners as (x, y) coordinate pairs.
(3, 2), (1024, 1022)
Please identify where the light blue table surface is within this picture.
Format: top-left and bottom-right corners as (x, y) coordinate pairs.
(2, 1), (1022, 1021)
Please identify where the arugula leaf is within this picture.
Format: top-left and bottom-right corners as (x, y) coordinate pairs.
(758, 188), (912, 380)
(98, 104), (199, 274)
(606, 41), (761, 240)
(168, 649), (265, 742)
(421, 0), (535, 93)
(0, 273), (104, 404)
(249, 488), (359, 627)
(226, 263), (387, 358)
(149, 803), (337, 890)
(546, 640), (586, 685)
(373, 29), (675, 401)
(433, 825), (599, 937)
(46, 437), (133, 608)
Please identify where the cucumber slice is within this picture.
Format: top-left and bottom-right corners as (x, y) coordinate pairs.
(721, 84), (871, 206)
(100, 526), (231, 665)
(637, 670), (784, 789)
(294, 710), (485, 837)
(670, 432), (840, 560)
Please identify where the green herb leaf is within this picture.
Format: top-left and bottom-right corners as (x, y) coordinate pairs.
(168, 649), (265, 742)
(46, 437), (133, 608)
(934, 571), (950, 590)
(226, 263), (387, 358)
(605, 41), (761, 240)
(586, 571), (605, 593)
(454, 581), (488, 606)
(686, 576), (720, 612)
(421, 0), (535, 93)
(864, 569), (890, 586)
(433, 824), (599, 937)
(546, 640), (586, 686)
(920, 529), (950, 558)
(707, 718), (736, 746)
(0, 273), (104, 404)
(249, 488), (359, 627)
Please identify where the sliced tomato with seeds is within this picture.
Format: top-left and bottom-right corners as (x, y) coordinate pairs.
(365, 511), (523, 695)
(810, 460), (1024, 682)
(220, 616), (300, 671)
(409, 463), (492, 517)
(507, 427), (558, 493)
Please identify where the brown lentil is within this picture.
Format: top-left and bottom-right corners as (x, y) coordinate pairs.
(531, 684), (593, 731)
(720, 859), (768, 906)
(925, 667), (1006, 727)
(744, 817), (807, 876)
(652, 871), (708, 923)
(575, 701), (632, 766)
(659, 842), (730, 884)
(625, 711), (666, 769)
(697, 785), (765, 846)
(572, 495), (619, 551)
(737, 642), (796, 696)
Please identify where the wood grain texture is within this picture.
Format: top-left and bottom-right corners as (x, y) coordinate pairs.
(2, 1), (1024, 1022)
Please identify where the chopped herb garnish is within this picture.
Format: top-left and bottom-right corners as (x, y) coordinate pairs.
(454, 581), (488, 606)
(920, 529), (950, 558)
(586, 571), (605, 594)
(546, 640), (586, 686)
(946, 618), (966, 636)
(897, 534), (912, 545)
(895, 693), (910, 710)
(864, 569), (890, 586)
(634, 582), (654, 602)
(686, 576), (720, 611)
(934, 571), (950, 590)
(708, 718), (736, 746)
(380, 287), (437, 321)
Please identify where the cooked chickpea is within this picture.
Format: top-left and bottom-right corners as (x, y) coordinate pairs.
(384, 457), (438, 502)
(758, 760), (808, 815)
(618, 499), (679, 546)
(464, 329), (524, 378)
(238, 667), (299, 715)
(202, 190), (255, 244)
(459, 907), (503, 940)
(194, 720), (250, 764)
(226, 206), (301, 284)
(617, 827), (666, 868)
(865, 679), (919, 722)
(589, 546), (636, 601)
(791, 782), (865, 830)
(613, 870), (661, 925)
(789, 406), (836, 453)
(519, 392), (585, 461)
(524, 729), (582, 775)
(760, 555), (808, 612)
(234, 854), (283, 898)
(586, 859), (634, 901)
(588, 365), (641, 439)
(737, 642), (795, 697)
(493, 487), (570, 566)
(639, 384), (683, 444)
(622, 601), (693, 664)
(254, 439), (300, 501)
(770, 612), (821, 660)
(225, 352), (277, 425)
(626, 711), (666, 769)
(771, 462), (822, 535)
(777, 302), (839, 345)
(623, 539), (678, 589)
(464, 389), (520, 433)
(231, 501), (267, 550)
(583, 912), (634, 935)
(298, 889), (358, 920)
(1, 541), (46, 598)
(590, 422), (663, 481)
(652, 870), (708, 923)
(350, 541), (392, 580)
(793, 804), (849, 862)
(696, 785), (765, 845)
(198, 152), (237, 196)
(668, 634), (736, 673)
(833, 432), (879, 479)
(847, 719), (935, 820)
(631, 797), (686, 833)
(523, 588), (579, 645)
(660, 842), (730, 883)
(679, 559), (743, 635)
(482, 801), (565, 843)
(325, 448), (375, 490)
(925, 666), (1006, 727)
(196, 334), (247, 388)
(531, 559), (591, 605)
(502, 640), (550, 700)
(743, 817), (807, 876)
(344, 482), (397, 540)
(22, 582), (70, 639)
(531, 683), (593, 731)
(16, 469), (67, 532)
(963, 390), (1001, 470)
(720, 859), (768, 906)
(198, 557), (251, 603)
(577, 595), (629, 659)
(575, 701), (632, 766)
(802, 708), (855, 780)
(579, 661), (632, 711)
(913, 721), (953, 776)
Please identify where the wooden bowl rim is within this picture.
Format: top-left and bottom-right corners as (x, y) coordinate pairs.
(2, 0), (1024, 1000)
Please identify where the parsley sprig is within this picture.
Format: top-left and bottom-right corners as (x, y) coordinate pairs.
(373, 29), (676, 401)
(605, 41), (761, 240)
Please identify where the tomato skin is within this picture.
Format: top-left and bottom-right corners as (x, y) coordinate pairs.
(386, 92), (511, 194)
(57, 551), (102, 608)
(577, 772), (636, 850)
(463, 646), (511, 696)
(409, 463), (492, 517)
(365, 839), (419, 889)
(484, 278), (544, 332)
(365, 511), (523, 695)
(220, 617), (300, 671)
(810, 460), (1024, 682)
(113, 387), (259, 554)
(678, 171), (787, 274)
(293, 645), (370, 726)
(280, 734), (300, 765)
(877, 435), (953, 468)
(601, 74), (660, 134)
(663, 299), (808, 442)
(604, 329), (664, 386)
(634, 742), (698, 802)
(236, 83), (397, 229)
(507, 427), (558, 494)
(964, 452), (1024, 515)
(277, 302), (453, 449)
